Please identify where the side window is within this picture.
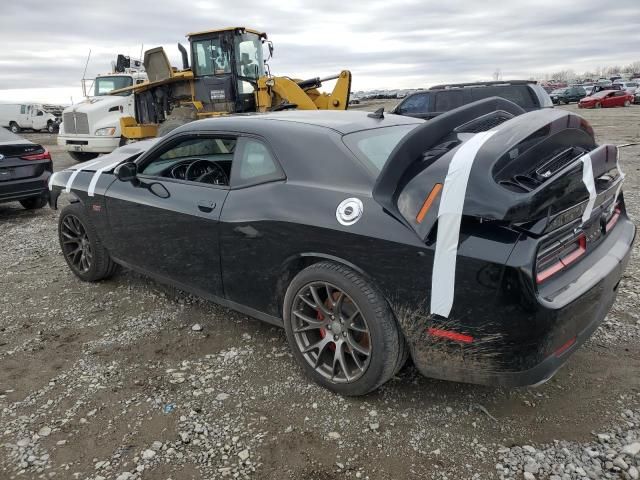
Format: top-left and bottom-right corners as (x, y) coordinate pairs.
(20, 105), (26, 114)
(399, 93), (430, 114)
(140, 136), (237, 186)
(232, 138), (284, 187)
(434, 90), (464, 111)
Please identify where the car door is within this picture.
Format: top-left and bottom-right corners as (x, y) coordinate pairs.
(104, 132), (236, 297)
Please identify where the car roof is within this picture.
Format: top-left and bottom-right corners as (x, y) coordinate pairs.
(187, 110), (424, 135)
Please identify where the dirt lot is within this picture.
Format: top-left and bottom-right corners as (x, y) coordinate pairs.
(1, 104), (639, 480)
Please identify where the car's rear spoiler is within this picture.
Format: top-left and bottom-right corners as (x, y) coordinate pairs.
(373, 97), (526, 228)
(372, 97), (622, 239)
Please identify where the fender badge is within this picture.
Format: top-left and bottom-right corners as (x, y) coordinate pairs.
(336, 198), (363, 226)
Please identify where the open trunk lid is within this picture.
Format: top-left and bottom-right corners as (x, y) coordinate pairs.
(373, 97), (623, 241)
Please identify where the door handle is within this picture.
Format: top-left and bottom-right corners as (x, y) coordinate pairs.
(197, 200), (216, 213)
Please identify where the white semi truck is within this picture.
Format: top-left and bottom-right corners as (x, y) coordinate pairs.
(0, 103), (60, 133)
(58, 56), (147, 162)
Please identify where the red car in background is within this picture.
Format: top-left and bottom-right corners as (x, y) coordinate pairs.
(579, 90), (634, 109)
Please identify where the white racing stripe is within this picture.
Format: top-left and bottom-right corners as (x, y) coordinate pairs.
(430, 130), (497, 318)
(87, 160), (123, 197)
(612, 148), (626, 213)
(65, 159), (102, 193)
(580, 154), (597, 224)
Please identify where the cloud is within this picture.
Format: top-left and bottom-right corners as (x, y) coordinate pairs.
(0, 0), (638, 103)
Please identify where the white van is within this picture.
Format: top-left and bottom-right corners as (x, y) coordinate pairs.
(0, 103), (59, 133)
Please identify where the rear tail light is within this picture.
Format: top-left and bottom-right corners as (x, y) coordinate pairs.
(21, 149), (51, 161)
(536, 233), (586, 284)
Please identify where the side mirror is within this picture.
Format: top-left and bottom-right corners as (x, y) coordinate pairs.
(114, 161), (138, 183)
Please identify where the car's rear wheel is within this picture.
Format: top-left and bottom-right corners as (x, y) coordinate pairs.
(69, 151), (99, 162)
(58, 203), (119, 282)
(624, 100), (631, 107)
(9, 122), (20, 133)
(283, 261), (406, 396)
(19, 196), (47, 210)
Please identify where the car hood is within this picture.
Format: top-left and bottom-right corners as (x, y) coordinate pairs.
(63, 95), (127, 114)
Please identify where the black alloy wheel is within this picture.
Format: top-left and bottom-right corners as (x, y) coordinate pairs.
(283, 262), (407, 396)
(291, 281), (372, 383)
(58, 203), (119, 282)
(60, 214), (93, 274)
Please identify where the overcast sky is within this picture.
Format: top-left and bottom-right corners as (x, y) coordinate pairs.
(1, 0), (639, 104)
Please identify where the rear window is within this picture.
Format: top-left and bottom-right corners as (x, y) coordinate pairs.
(343, 125), (419, 175)
(469, 85), (537, 108)
(434, 90), (464, 111)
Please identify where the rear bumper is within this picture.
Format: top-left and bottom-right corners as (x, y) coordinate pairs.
(0, 170), (51, 204)
(410, 216), (635, 387)
(57, 135), (119, 153)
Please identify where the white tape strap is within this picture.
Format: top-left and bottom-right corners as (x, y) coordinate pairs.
(580, 154), (597, 224)
(65, 159), (102, 193)
(48, 171), (58, 191)
(430, 131), (497, 318)
(87, 160), (122, 197)
(612, 148), (626, 213)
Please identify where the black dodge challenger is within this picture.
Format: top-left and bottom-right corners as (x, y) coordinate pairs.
(48, 98), (635, 395)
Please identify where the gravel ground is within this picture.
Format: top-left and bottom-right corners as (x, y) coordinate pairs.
(1, 104), (639, 480)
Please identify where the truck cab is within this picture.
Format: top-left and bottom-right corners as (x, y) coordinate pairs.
(58, 61), (147, 162)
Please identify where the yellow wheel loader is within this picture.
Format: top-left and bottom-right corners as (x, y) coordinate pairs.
(114, 27), (352, 140)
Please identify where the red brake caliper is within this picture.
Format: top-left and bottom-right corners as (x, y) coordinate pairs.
(317, 297), (336, 351)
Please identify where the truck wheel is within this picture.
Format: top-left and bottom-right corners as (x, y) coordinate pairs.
(69, 151), (99, 162)
(47, 123), (56, 133)
(9, 122), (20, 133)
(283, 261), (406, 396)
(158, 118), (191, 137)
(20, 196), (47, 210)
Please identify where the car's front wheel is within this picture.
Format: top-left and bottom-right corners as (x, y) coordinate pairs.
(595, 102), (602, 109)
(283, 261), (406, 396)
(58, 203), (119, 282)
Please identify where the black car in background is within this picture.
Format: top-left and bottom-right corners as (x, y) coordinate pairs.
(48, 103), (633, 395)
(0, 128), (52, 209)
(550, 86), (587, 104)
(392, 80), (552, 120)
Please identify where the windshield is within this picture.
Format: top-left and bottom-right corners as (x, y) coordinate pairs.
(193, 37), (231, 76)
(343, 125), (419, 176)
(94, 76), (133, 96)
(235, 33), (266, 94)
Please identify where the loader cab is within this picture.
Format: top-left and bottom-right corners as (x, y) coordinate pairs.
(188, 28), (267, 114)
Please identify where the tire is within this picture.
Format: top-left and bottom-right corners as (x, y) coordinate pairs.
(595, 103), (602, 109)
(283, 261), (406, 396)
(9, 122), (20, 133)
(624, 100), (631, 107)
(47, 123), (56, 133)
(19, 196), (47, 210)
(69, 151), (99, 162)
(158, 118), (191, 137)
(58, 203), (119, 282)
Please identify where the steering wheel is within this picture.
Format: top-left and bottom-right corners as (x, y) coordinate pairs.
(185, 159), (229, 185)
